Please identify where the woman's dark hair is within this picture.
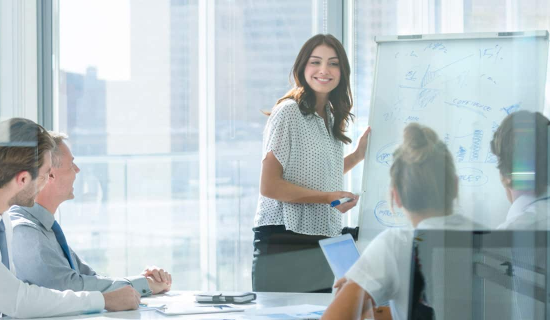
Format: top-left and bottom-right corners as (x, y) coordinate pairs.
(268, 34), (354, 144)
(491, 111), (549, 196)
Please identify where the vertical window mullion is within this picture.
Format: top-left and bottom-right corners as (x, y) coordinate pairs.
(342, 0), (355, 228)
(198, 0), (217, 291)
(51, 0), (59, 132)
(325, 0), (344, 42)
(441, 0), (465, 33)
(37, 0), (53, 130)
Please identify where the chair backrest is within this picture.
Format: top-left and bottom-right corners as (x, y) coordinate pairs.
(409, 230), (550, 320)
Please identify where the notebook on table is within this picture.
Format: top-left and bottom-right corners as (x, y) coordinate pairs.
(194, 292), (257, 304)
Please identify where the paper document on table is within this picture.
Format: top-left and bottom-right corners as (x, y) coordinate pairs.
(245, 304), (326, 319)
(156, 304), (244, 316)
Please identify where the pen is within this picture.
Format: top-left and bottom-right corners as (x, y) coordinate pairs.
(139, 303), (166, 310)
(198, 304), (232, 309)
(330, 197), (352, 207)
(330, 191), (366, 207)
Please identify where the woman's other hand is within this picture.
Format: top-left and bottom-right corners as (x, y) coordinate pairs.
(354, 126), (371, 162)
(344, 126), (371, 174)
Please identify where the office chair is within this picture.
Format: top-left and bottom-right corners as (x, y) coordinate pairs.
(409, 230), (550, 320)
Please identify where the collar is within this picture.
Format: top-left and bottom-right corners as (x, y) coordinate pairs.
(314, 103), (334, 135)
(506, 193), (539, 222)
(21, 203), (56, 231)
(313, 103), (332, 118)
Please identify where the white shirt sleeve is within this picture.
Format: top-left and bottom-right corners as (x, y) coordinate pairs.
(345, 229), (406, 305)
(262, 101), (296, 170)
(0, 263), (105, 318)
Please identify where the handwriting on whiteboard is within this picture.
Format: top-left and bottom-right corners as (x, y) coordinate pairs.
(374, 200), (408, 227)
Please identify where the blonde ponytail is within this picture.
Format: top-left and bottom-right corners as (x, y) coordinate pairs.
(390, 123), (457, 215)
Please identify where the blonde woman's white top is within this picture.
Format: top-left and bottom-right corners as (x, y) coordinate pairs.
(254, 99), (344, 237)
(345, 214), (483, 320)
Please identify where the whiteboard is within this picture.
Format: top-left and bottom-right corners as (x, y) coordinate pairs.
(358, 31), (549, 246)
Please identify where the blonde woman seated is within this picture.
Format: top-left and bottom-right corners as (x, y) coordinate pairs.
(322, 123), (482, 320)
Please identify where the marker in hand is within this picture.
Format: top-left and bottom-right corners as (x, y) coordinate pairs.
(331, 197), (353, 207)
(330, 191), (365, 207)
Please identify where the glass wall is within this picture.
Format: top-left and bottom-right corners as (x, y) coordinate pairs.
(351, 0), (550, 224)
(351, 1), (550, 318)
(57, 0), (326, 290)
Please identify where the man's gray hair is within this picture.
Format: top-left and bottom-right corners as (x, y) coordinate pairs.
(48, 131), (69, 168)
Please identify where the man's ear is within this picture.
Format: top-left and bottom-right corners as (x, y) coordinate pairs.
(14, 171), (31, 187)
(500, 173), (512, 189)
(391, 187), (403, 208)
(49, 170), (55, 181)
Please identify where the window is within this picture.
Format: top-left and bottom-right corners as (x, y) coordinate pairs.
(57, 0), (328, 290)
(0, 0), (38, 121)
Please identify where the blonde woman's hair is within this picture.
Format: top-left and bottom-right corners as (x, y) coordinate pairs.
(390, 123), (457, 215)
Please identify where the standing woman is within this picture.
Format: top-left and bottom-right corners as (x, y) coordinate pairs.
(252, 34), (371, 293)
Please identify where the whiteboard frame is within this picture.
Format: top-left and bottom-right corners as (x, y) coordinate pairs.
(358, 37), (382, 233)
(375, 30), (549, 43)
(358, 30), (550, 236)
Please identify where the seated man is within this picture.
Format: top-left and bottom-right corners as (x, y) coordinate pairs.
(490, 111), (550, 319)
(10, 132), (172, 296)
(0, 118), (139, 318)
(491, 111), (550, 229)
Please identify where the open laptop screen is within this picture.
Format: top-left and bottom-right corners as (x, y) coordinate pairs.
(319, 233), (360, 279)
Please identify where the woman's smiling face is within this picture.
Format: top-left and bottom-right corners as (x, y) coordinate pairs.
(303, 44), (341, 99)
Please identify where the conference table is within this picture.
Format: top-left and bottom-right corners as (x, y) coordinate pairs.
(28, 291), (333, 320)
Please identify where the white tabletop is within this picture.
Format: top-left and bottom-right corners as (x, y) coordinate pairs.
(26, 291), (333, 319)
